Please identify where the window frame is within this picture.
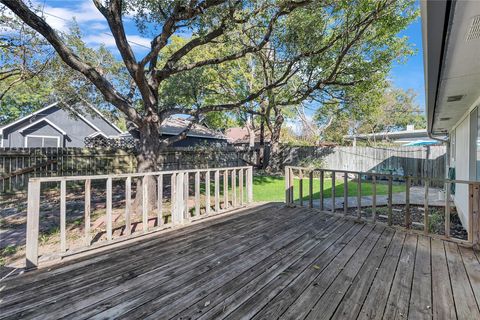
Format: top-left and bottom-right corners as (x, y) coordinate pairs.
(24, 135), (61, 148)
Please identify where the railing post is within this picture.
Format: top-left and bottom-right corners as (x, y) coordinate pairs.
(331, 171), (335, 213)
(320, 170), (324, 211)
(445, 181), (451, 238)
(309, 171), (313, 208)
(205, 171), (211, 215)
(405, 176), (411, 228)
(223, 170), (229, 209)
(468, 184), (480, 248)
(372, 175), (377, 222)
(239, 168), (244, 206)
(184, 172), (190, 222)
(60, 179), (67, 252)
(84, 179), (91, 245)
(343, 173), (348, 215)
(289, 167), (294, 205)
(232, 169), (237, 207)
(285, 166), (290, 205)
(424, 178), (429, 235)
(215, 170), (220, 212)
(125, 176), (131, 235)
(299, 169), (304, 207)
(387, 176), (393, 226)
(173, 172), (185, 224)
(247, 166), (253, 204)
(356, 173), (361, 219)
(195, 171), (200, 217)
(141, 176), (148, 233)
(157, 174), (163, 226)
(26, 179), (41, 269)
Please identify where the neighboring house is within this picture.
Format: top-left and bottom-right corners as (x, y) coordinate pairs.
(0, 102), (123, 148)
(344, 125), (439, 146)
(225, 127), (270, 146)
(0, 102), (228, 148)
(421, 0), (480, 226)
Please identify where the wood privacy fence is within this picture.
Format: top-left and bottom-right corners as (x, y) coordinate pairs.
(25, 166), (253, 269)
(280, 145), (446, 178)
(0, 148), (246, 194)
(284, 166), (480, 249)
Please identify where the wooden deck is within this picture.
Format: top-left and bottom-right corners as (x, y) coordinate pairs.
(1, 204), (479, 320)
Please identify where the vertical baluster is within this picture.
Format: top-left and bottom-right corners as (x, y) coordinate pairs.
(372, 175), (377, 222)
(26, 179), (41, 269)
(195, 171), (200, 217)
(357, 173), (361, 219)
(239, 169), (244, 206)
(174, 172), (185, 224)
(343, 173), (348, 215)
(171, 173), (177, 223)
(319, 170), (324, 211)
(289, 167), (294, 205)
(184, 172), (189, 221)
(247, 166), (253, 204)
(387, 176), (393, 226)
(405, 176), (411, 228)
(445, 181), (451, 238)
(331, 171), (336, 213)
(125, 176), (131, 235)
(299, 169), (304, 206)
(106, 177), (113, 239)
(205, 171), (211, 215)
(232, 169), (237, 207)
(309, 171), (313, 208)
(424, 178), (429, 235)
(84, 179), (91, 245)
(215, 170), (220, 212)
(285, 167), (290, 205)
(157, 174), (163, 226)
(223, 169), (228, 209)
(60, 179), (67, 252)
(142, 176), (148, 233)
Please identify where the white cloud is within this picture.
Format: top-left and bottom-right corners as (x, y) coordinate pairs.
(38, 0), (106, 32)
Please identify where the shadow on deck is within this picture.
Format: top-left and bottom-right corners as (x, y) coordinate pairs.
(0, 203), (479, 319)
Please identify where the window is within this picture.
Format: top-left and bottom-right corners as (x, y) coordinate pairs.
(25, 135), (60, 147)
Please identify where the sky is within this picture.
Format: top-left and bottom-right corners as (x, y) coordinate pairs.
(30, 0), (426, 112)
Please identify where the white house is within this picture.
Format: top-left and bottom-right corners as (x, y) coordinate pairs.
(421, 0), (480, 226)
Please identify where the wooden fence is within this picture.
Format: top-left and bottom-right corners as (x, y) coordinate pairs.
(285, 166), (480, 249)
(0, 148), (246, 195)
(25, 166), (253, 269)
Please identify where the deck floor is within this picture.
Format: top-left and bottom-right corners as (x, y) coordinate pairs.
(1, 204), (479, 320)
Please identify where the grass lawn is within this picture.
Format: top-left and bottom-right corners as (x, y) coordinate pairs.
(253, 175), (405, 202)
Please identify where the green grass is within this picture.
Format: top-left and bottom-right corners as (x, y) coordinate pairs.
(253, 175), (405, 202)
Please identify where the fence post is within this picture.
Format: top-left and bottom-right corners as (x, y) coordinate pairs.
(205, 171), (211, 215)
(387, 176), (393, 226)
(26, 179), (41, 269)
(331, 171), (335, 213)
(299, 169), (304, 207)
(424, 179), (429, 235)
(356, 173), (361, 219)
(309, 171), (313, 208)
(60, 179), (67, 252)
(320, 170), (324, 210)
(405, 176), (411, 228)
(84, 179), (91, 245)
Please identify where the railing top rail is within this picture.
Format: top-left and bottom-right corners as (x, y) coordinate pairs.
(284, 166), (480, 185)
(29, 166), (252, 183)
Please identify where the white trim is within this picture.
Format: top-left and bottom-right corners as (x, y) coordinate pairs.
(24, 135), (61, 147)
(18, 118), (67, 135)
(0, 102), (59, 135)
(87, 131), (108, 138)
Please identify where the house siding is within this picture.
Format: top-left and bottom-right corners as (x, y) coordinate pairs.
(1, 105), (122, 148)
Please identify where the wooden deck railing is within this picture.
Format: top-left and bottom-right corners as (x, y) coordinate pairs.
(285, 166), (480, 247)
(25, 166), (253, 269)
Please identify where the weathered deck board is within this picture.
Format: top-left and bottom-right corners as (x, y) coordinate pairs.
(1, 205), (479, 320)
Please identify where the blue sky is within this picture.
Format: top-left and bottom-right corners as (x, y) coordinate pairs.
(35, 0), (426, 113)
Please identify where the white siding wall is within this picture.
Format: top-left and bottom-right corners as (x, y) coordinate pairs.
(453, 115), (470, 226)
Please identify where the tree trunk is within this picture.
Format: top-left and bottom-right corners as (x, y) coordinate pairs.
(265, 109), (284, 173)
(132, 121), (164, 214)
